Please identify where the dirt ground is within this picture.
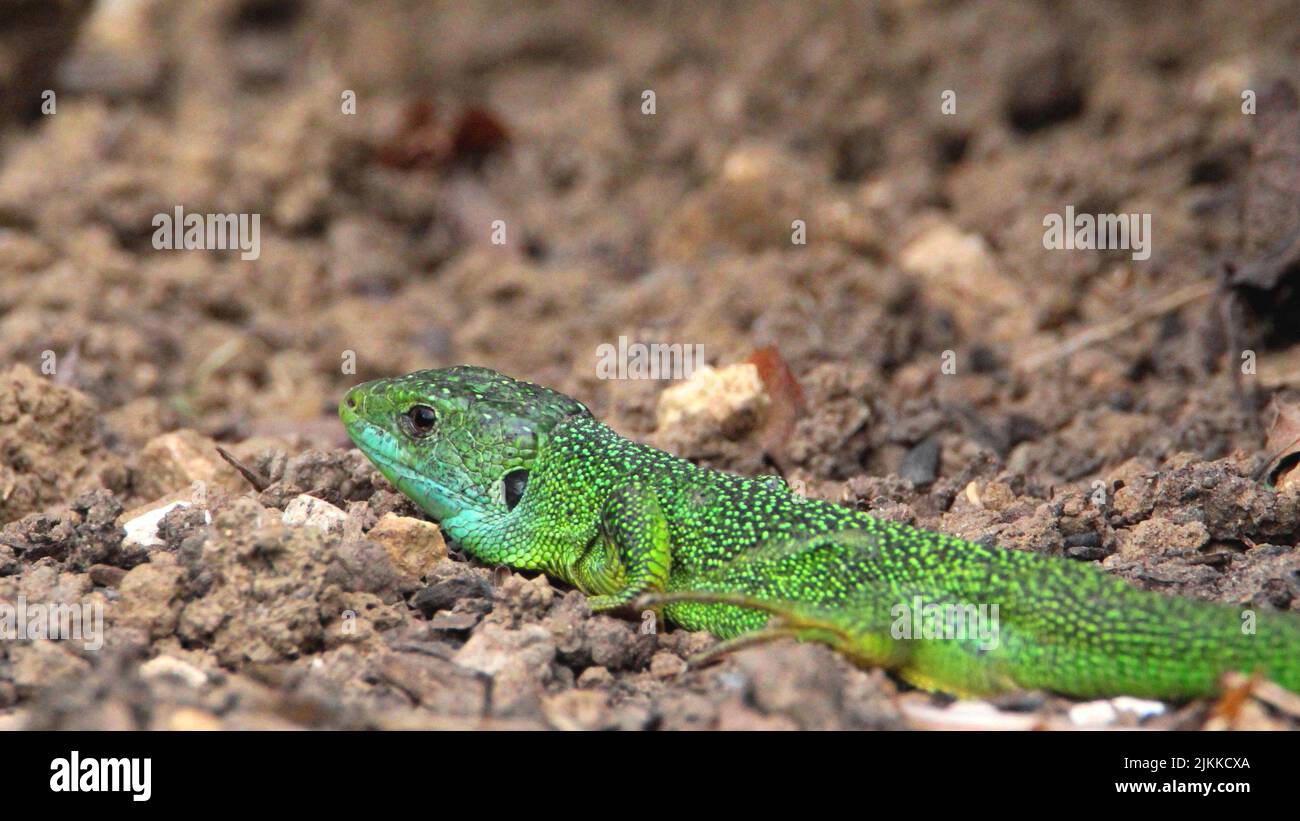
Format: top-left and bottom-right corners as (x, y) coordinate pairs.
(1, 0), (1300, 730)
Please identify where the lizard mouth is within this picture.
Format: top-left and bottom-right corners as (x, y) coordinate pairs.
(340, 417), (462, 522)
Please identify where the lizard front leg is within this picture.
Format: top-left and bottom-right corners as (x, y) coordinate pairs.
(579, 481), (672, 612)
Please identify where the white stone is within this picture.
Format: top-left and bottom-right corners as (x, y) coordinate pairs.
(123, 501), (209, 548)
(282, 494), (347, 535)
(139, 655), (209, 689)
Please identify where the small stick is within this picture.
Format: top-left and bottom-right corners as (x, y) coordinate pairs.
(1018, 280), (1218, 372)
(215, 446), (271, 492)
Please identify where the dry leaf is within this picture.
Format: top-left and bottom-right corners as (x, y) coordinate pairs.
(1259, 396), (1300, 489)
(744, 346), (806, 459)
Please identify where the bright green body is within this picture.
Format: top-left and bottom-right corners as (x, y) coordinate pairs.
(341, 366), (1300, 699)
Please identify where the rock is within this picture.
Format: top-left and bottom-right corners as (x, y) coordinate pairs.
(325, 590), (405, 648)
(542, 592), (588, 659)
(88, 564), (127, 588)
(649, 650), (688, 679)
(134, 430), (245, 501)
(2, 511), (73, 564)
(1002, 36), (1085, 133)
(657, 690), (721, 731)
(899, 438), (941, 486)
(155, 503), (213, 551)
(123, 500), (209, 549)
(898, 220), (1029, 342)
(731, 642), (850, 730)
(784, 365), (876, 479)
(427, 611), (480, 633)
(583, 616), (656, 672)
(102, 397), (175, 452)
(15, 560), (90, 604)
(258, 449), (376, 510)
(453, 623), (556, 677)
(56, 0), (164, 99)
(327, 535), (419, 602)
(371, 650), (487, 716)
(1109, 696), (1167, 720)
(496, 572), (555, 617)
(65, 490), (129, 566)
(1, 489), (140, 570)
(453, 623), (556, 719)
(365, 513), (446, 578)
(282, 494), (348, 535)
(488, 660), (547, 720)
(0, 365), (126, 524)
(170, 498), (410, 667)
(655, 629), (716, 659)
(1067, 699), (1119, 727)
(716, 699), (800, 731)
(411, 562), (493, 617)
(1116, 518), (1209, 560)
(656, 142), (865, 258)
(576, 665), (613, 688)
(1068, 696), (1165, 728)
(116, 556), (185, 639)
(163, 707), (222, 731)
(543, 689), (611, 731)
(655, 363), (768, 447)
(1193, 60), (1253, 110)
(9, 640), (91, 695)
(899, 698), (1042, 731)
(139, 655), (210, 689)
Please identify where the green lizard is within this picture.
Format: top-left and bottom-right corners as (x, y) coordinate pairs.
(339, 365), (1300, 699)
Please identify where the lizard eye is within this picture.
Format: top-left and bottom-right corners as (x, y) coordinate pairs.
(503, 469), (529, 511)
(403, 404), (438, 437)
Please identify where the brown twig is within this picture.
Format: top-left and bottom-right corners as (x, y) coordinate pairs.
(1018, 280), (1219, 372)
(215, 446), (270, 492)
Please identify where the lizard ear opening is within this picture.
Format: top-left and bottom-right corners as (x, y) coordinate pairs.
(503, 469), (529, 511)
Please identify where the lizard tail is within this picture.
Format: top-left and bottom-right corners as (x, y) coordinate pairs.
(647, 529), (1300, 699)
(993, 576), (1300, 699)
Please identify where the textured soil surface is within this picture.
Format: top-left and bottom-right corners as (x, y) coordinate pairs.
(2, 0), (1300, 730)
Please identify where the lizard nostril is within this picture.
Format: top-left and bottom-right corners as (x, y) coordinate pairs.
(345, 393), (358, 410)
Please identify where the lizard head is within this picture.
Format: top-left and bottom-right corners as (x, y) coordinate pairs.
(339, 366), (590, 525)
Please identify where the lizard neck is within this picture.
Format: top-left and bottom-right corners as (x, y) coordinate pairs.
(438, 415), (626, 578)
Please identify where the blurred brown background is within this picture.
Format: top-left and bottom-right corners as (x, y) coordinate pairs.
(2, 0), (1300, 731)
